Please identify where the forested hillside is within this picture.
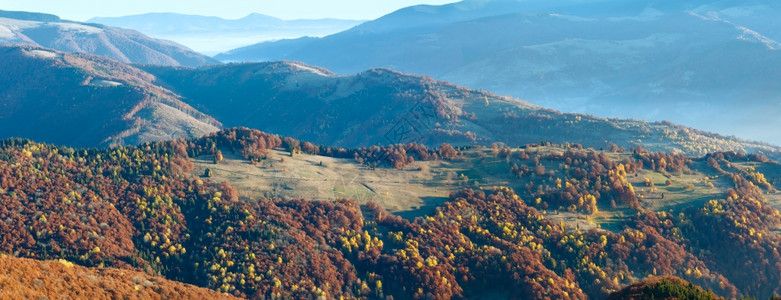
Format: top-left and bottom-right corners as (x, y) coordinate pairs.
(0, 128), (779, 298)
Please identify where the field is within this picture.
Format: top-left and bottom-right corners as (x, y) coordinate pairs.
(192, 149), (456, 218)
(192, 145), (781, 228)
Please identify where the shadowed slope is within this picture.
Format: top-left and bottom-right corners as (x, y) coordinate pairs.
(0, 45), (220, 147)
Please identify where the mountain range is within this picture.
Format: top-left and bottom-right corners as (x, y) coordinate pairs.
(141, 62), (779, 157)
(89, 13), (364, 55)
(0, 42), (776, 158)
(0, 10), (218, 67)
(215, 0), (781, 145)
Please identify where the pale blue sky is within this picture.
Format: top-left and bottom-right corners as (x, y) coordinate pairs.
(0, 0), (459, 21)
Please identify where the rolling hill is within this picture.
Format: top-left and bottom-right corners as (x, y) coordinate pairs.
(0, 45), (220, 147)
(0, 10), (219, 67)
(1, 128), (780, 298)
(140, 61), (780, 158)
(215, 0), (781, 145)
(88, 13), (364, 56)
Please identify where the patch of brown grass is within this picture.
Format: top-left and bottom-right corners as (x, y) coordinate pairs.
(0, 255), (236, 300)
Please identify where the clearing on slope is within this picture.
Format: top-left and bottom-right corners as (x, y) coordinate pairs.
(189, 130), (781, 229)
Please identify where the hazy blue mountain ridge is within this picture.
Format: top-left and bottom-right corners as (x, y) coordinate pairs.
(89, 13), (364, 55)
(138, 61), (779, 158)
(215, 0), (781, 145)
(0, 10), (218, 67)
